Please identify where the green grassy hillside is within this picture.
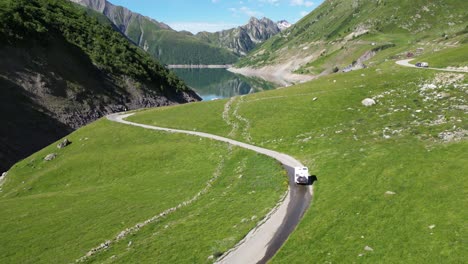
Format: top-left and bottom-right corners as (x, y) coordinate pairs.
(129, 60), (467, 262)
(73, 0), (239, 65)
(416, 45), (468, 68)
(139, 27), (238, 65)
(0, 0), (188, 92)
(0, 118), (286, 263)
(237, 0), (468, 75)
(2, 1), (466, 263)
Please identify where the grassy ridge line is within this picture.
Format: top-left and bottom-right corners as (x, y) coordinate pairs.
(129, 60), (467, 262)
(0, 118), (286, 263)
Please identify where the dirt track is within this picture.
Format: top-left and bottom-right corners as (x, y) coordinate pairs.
(396, 59), (468, 73)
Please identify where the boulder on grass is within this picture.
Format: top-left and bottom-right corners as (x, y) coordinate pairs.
(44, 153), (57, 161)
(57, 138), (71, 149)
(361, 98), (376, 107)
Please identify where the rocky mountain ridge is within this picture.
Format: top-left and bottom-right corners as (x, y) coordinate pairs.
(70, 0), (288, 61)
(196, 17), (285, 56)
(70, 0), (172, 40)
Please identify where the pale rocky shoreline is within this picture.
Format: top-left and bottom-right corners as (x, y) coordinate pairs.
(167, 64), (232, 69)
(228, 66), (315, 87)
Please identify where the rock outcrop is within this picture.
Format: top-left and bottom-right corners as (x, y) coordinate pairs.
(44, 153), (57, 161)
(57, 139), (72, 149)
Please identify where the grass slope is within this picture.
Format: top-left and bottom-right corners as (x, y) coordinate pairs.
(237, 0), (467, 75)
(86, 147), (286, 263)
(416, 45), (468, 68)
(0, 119), (286, 263)
(129, 60), (467, 262)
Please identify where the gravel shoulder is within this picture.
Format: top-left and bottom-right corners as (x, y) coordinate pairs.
(107, 113), (313, 264)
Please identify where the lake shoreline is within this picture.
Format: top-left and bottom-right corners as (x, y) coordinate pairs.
(227, 66), (315, 87)
(167, 64), (233, 69)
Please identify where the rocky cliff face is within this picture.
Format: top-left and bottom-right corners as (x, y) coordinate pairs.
(196, 17), (284, 56)
(243, 17), (281, 44)
(71, 0), (171, 36)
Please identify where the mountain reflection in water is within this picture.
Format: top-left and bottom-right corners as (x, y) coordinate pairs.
(172, 68), (278, 101)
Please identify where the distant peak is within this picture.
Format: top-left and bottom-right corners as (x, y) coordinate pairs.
(248, 17), (276, 26)
(277, 20), (292, 31)
(249, 17), (260, 23)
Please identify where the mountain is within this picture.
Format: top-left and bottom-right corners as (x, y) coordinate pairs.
(0, 0), (200, 172)
(277, 20), (292, 31)
(196, 17), (284, 56)
(69, 0), (239, 65)
(236, 0), (468, 80)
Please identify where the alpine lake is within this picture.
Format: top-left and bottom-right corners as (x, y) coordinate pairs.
(171, 68), (278, 101)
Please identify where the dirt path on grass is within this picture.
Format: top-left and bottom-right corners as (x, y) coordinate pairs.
(396, 59), (468, 73)
(107, 113), (313, 264)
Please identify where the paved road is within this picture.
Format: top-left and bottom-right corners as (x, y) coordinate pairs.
(107, 113), (313, 264)
(396, 59), (468, 73)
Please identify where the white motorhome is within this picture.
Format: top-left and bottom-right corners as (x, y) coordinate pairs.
(416, 62), (429, 68)
(294, 167), (309, 184)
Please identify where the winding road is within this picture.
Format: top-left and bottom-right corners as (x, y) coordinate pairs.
(107, 113), (313, 264)
(396, 59), (468, 73)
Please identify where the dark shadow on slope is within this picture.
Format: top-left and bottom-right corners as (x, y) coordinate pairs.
(0, 77), (72, 172)
(309, 175), (318, 185)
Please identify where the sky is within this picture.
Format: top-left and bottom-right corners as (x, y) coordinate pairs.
(108, 0), (324, 34)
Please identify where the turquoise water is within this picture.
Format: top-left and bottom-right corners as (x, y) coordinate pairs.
(172, 68), (277, 101)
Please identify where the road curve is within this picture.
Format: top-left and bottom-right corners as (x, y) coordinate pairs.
(396, 59), (468, 73)
(107, 113), (313, 264)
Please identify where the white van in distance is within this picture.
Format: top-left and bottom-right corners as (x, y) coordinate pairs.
(415, 62), (429, 68)
(294, 167), (309, 184)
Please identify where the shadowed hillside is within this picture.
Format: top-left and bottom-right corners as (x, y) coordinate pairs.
(0, 0), (200, 171)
